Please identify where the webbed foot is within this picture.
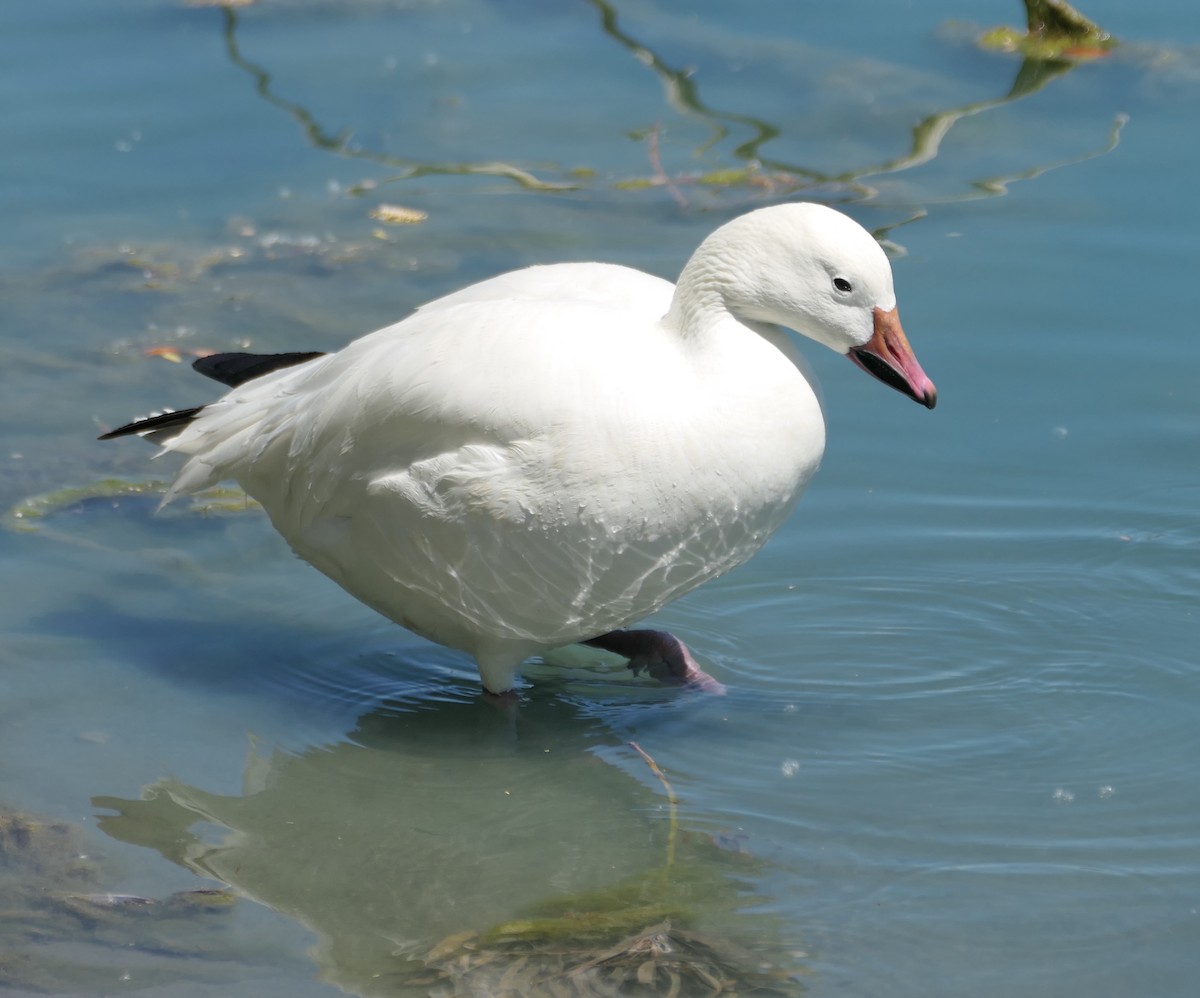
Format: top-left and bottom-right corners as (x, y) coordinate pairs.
(582, 629), (726, 693)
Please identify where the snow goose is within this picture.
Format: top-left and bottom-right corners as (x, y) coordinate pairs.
(101, 203), (936, 694)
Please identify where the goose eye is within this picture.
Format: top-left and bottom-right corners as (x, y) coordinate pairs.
(833, 277), (853, 293)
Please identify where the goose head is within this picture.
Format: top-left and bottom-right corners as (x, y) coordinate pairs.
(673, 202), (937, 409)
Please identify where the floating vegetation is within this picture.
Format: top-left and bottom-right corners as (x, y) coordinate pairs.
(143, 344), (216, 364)
(368, 204), (428, 225)
(56, 887), (237, 923)
(63, 225), (382, 305)
(0, 811), (96, 885)
(198, 0), (1128, 218)
(0, 808), (238, 992)
(215, 4), (580, 194)
(393, 916), (800, 996)
(614, 158), (804, 202)
(980, 0), (1116, 60)
(4, 478), (258, 537)
(184, 0), (257, 8)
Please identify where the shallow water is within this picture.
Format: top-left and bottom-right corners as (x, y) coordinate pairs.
(2, 1), (1198, 994)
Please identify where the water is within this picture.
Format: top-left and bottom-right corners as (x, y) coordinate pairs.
(2, 0), (1197, 994)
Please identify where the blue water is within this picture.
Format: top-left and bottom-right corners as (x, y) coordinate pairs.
(2, 1), (1198, 995)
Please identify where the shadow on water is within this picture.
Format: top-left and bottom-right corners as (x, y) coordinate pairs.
(10, 497), (803, 993)
(93, 694), (805, 996)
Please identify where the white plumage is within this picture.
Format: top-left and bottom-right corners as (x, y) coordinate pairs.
(104, 203), (935, 694)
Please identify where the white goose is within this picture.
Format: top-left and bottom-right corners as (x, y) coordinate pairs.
(102, 203), (936, 695)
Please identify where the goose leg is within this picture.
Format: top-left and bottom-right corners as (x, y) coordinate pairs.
(582, 629), (725, 693)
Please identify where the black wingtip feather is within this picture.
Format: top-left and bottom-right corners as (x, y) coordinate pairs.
(100, 351), (324, 443)
(192, 350), (326, 388)
(98, 406), (205, 441)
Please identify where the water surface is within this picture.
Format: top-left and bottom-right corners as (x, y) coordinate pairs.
(2, 1), (1198, 995)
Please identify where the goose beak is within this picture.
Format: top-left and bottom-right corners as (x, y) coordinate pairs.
(848, 306), (937, 409)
